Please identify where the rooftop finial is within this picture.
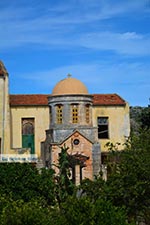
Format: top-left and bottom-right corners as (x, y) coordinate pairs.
(67, 73), (72, 78)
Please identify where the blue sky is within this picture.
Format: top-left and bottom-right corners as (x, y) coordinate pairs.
(1, 0), (150, 106)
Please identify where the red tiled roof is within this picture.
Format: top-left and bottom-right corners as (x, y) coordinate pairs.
(10, 94), (126, 106)
(93, 94), (126, 106)
(10, 94), (49, 106)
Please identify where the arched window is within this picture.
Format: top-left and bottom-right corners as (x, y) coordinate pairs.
(56, 105), (63, 124)
(22, 118), (35, 154)
(22, 122), (34, 135)
(72, 104), (78, 123)
(49, 106), (52, 123)
(85, 104), (90, 123)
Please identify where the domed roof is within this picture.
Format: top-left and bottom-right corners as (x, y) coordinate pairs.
(52, 75), (88, 95)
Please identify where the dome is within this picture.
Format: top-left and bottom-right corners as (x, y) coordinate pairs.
(52, 75), (88, 95)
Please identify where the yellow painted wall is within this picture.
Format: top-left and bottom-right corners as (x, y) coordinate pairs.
(0, 79), (4, 144)
(10, 103), (130, 157)
(10, 106), (49, 157)
(92, 104), (130, 152)
(0, 76), (11, 154)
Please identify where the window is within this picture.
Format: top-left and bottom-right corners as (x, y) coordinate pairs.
(22, 120), (34, 135)
(73, 139), (80, 145)
(72, 104), (78, 123)
(97, 117), (109, 139)
(85, 105), (90, 123)
(49, 106), (52, 123)
(22, 118), (35, 154)
(56, 105), (63, 124)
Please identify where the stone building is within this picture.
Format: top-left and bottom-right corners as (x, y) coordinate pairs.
(0, 61), (130, 183)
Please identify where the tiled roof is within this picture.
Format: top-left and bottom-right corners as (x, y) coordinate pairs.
(92, 94), (126, 106)
(10, 95), (49, 106)
(10, 94), (126, 106)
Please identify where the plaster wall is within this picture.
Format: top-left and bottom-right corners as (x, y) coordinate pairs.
(0, 76), (11, 153)
(92, 104), (130, 151)
(10, 103), (130, 156)
(0, 78), (4, 138)
(10, 106), (49, 157)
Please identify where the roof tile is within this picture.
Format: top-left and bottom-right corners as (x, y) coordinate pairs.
(10, 94), (126, 106)
(10, 94), (49, 106)
(92, 94), (126, 106)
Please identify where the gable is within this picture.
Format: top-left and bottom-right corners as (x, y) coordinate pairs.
(60, 130), (94, 146)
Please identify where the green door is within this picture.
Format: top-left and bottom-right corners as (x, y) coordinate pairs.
(22, 134), (35, 154)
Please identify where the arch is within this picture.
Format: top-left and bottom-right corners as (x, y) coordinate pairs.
(22, 122), (34, 135)
(22, 118), (35, 154)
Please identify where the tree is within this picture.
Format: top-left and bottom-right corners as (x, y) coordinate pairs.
(139, 107), (150, 130)
(105, 130), (150, 224)
(56, 196), (133, 225)
(2, 140), (148, 224)
(0, 196), (51, 225)
(0, 163), (56, 205)
(54, 144), (75, 206)
(130, 106), (150, 132)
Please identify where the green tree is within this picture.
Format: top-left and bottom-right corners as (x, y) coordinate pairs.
(78, 176), (106, 202)
(139, 107), (150, 130)
(57, 196), (132, 225)
(105, 130), (150, 224)
(54, 145), (75, 206)
(0, 163), (56, 205)
(0, 195), (51, 225)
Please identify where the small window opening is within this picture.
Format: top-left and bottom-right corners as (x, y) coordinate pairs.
(97, 117), (109, 139)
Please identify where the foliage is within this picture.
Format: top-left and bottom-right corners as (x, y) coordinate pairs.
(130, 106), (142, 133)
(78, 130), (150, 224)
(0, 193), (132, 225)
(58, 196), (130, 225)
(0, 163), (56, 205)
(0, 196), (51, 225)
(130, 106), (150, 133)
(78, 177), (106, 202)
(104, 130), (150, 223)
(1, 135), (150, 224)
(54, 144), (75, 206)
(139, 107), (150, 130)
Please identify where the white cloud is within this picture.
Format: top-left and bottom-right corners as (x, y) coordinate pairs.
(2, 0), (150, 106)
(78, 31), (150, 55)
(0, 0), (149, 54)
(15, 60), (150, 89)
(121, 32), (142, 40)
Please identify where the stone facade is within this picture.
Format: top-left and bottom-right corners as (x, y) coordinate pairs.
(44, 93), (101, 181)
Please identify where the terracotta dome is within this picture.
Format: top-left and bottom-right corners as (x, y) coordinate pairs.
(52, 75), (88, 95)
